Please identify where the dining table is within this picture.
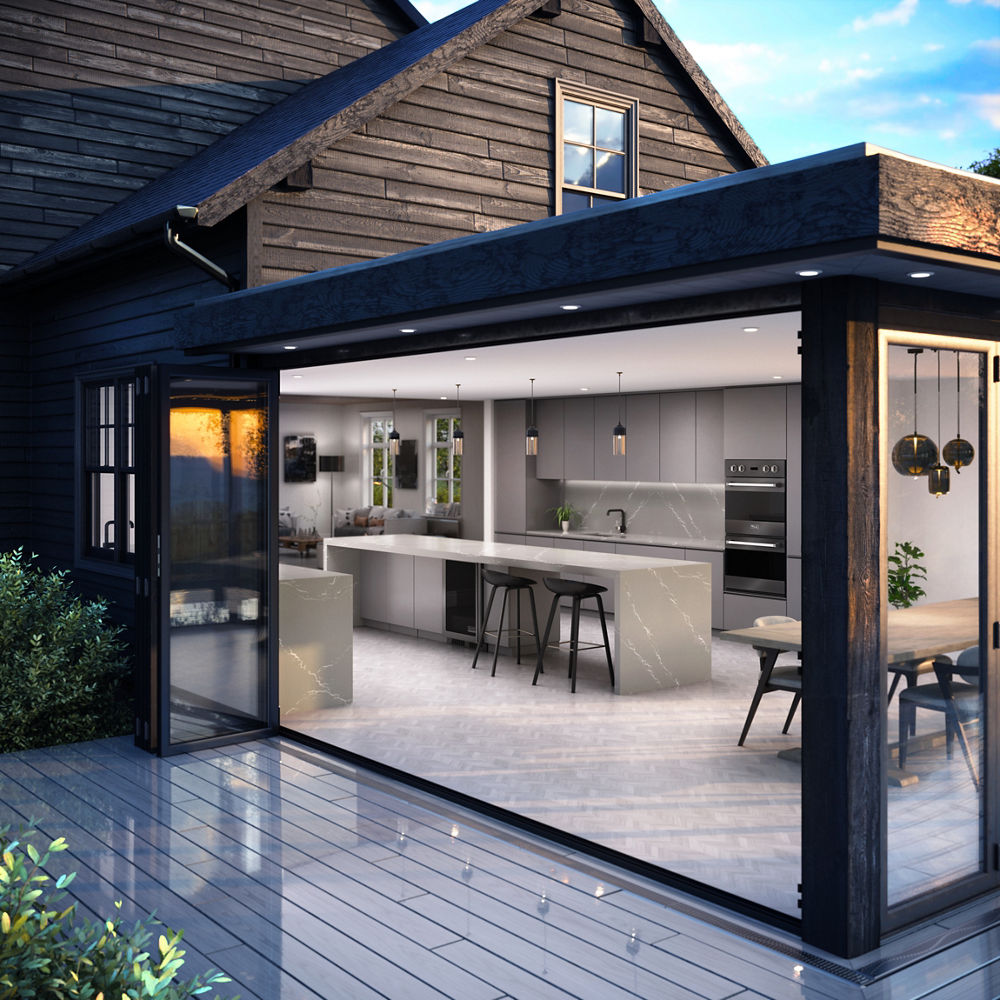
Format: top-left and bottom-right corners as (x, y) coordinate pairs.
(719, 597), (979, 777)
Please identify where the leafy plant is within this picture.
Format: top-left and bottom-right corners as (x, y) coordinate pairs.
(548, 502), (580, 527)
(0, 548), (131, 752)
(0, 826), (236, 999)
(887, 540), (927, 609)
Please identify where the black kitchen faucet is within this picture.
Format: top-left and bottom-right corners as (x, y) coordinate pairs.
(606, 508), (626, 534)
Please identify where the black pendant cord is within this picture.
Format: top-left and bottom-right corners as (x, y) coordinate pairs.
(936, 350), (942, 447)
(955, 350), (961, 438)
(617, 371), (623, 425)
(912, 349), (918, 435)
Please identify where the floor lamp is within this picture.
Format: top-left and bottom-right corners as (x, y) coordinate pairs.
(318, 455), (344, 536)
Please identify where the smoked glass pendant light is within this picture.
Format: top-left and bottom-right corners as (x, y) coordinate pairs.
(943, 350), (975, 474)
(525, 377), (539, 456)
(452, 383), (464, 456)
(388, 388), (400, 456)
(891, 347), (937, 477)
(927, 350), (950, 498)
(612, 371), (626, 456)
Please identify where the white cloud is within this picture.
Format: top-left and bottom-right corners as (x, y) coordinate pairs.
(940, 128), (958, 139)
(971, 93), (1000, 126)
(971, 37), (1000, 50)
(853, 0), (919, 31)
(684, 40), (782, 88)
(846, 66), (885, 81)
(948, 0), (1000, 8)
(923, 42), (945, 51)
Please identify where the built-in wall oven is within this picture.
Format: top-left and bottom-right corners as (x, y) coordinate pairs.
(724, 459), (786, 598)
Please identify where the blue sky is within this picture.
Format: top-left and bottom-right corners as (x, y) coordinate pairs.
(411, 0), (999, 169)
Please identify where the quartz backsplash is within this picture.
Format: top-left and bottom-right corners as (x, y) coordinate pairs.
(557, 481), (724, 543)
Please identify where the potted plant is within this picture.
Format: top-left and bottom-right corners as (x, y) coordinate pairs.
(887, 540), (927, 609)
(549, 502), (580, 533)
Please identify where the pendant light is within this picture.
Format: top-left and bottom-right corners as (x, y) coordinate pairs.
(891, 347), (937, 477)
(388, 388), (400, 457)
(525, 377), (539, 456)
(612, 371), (626, 456)
(943, 350), (975, 474)
(927, 350), (950, 497)
(452, 383), (464, 456)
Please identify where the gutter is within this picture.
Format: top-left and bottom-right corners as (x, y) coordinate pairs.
(164, 206), (239, 291)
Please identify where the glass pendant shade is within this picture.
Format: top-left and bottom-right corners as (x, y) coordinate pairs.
(525, 377), (538, 455)
(612, 371), (626, 456)
(943, 351), (975, 473)
(928, 462), (950, 497)
(452, 383), (463, 456)
(389, 388), (400, 455)
(891, 348), (936, 477)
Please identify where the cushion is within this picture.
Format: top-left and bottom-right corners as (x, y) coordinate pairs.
(369, 517), (384, 527)
(353, 514), (369, 528)
(334, 508), (351, 529)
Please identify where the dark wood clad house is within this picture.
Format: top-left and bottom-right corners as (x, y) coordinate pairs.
(3, 0), (1000, 965)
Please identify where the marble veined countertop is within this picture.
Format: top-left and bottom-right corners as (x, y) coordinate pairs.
(323, 533), (706, 573)
(525, 529), (724, 551)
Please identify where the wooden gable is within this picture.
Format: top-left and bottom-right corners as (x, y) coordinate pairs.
(0, 0), (422, 272)
(251, 0), (764, 285)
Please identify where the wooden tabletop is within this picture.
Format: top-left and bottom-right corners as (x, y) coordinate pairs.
(720, 597), (979, 664)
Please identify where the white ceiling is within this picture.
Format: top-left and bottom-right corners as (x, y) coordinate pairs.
(280, 311), (803, 400)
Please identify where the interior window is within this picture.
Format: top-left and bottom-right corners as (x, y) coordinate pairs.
(81, 376), (135, 563)
(363, 415), (394, 507)
(427, 413), (461, 512)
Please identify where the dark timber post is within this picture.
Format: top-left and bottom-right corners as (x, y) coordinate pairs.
(800, 276), (882, 956)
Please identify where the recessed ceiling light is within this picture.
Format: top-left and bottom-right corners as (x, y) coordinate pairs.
(283, 344), (297, 350)
(579, 387), (590, 392)
(561, 304), (580, 311)
(400, 327), (416, 334)
(440, 395), (448, 400)
(907, 271), (934, 279)
(771, 375), (783, 380)
(742, 326), (759, 333)
(464, 356), (477, 361)
(292, 374), (303, 379)
(795, 269), (822, 277)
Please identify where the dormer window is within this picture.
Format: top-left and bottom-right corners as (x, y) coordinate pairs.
(556, 81), (638, 214)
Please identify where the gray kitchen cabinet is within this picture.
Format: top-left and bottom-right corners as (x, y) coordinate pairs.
(594, 395), (627, 481)
(582, 539), (616, 614)
(723, 385), (787, 459)
(386, 553), (416, 628)
(359, 550), (387, 622)
(723, 592), (786, 630)
(786, 383), (801, 557)
(625, 392), (660, 482)
(563, 396), (595, 480)
(786, 556), (802, 620)
(615, 542), (685, 559)
(695, 390), (724, 483)
(659, 391), (696, 482)
(685, 548), (723, 629)
(413, 556), (444, 633)
(494, 532), (526, 545)
(535, 398), (564, 480)
(494, 399), (527, 532)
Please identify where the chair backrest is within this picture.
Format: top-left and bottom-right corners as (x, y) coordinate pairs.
(753, 615), (797, 628)
(955, 646), (980, 685)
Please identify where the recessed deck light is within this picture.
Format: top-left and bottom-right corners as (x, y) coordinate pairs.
(795, 269), (822, 277)
(742, 326), (759, 333)
(561, 304), (580, 311)
(907, 271), (934, 279)
(283, 344), (297, 350)
(400, 327), (416, 333)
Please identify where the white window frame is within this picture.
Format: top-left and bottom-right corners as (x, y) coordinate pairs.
(555, 79), (639, 215)
(362, 412), (395, 507)
(426, 411), (462, 510)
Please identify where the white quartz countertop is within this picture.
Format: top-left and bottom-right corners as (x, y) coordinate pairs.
(525, 530), (724, 551)
(323, 534), (705, 573)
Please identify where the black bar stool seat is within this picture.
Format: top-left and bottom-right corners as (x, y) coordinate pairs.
(471, 569), (541, 676)
(533, 577), (614, 693)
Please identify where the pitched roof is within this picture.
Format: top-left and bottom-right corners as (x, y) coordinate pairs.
(8, 0), (765, 282)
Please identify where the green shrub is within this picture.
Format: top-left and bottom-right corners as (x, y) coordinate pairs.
(0, 549), (132, 752)
(0, 826), (236, 999)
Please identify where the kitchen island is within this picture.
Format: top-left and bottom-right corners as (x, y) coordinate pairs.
(323, 534), (711, 695)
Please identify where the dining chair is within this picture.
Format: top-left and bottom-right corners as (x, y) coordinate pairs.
(737, 615), (802, 747)
(897, 647), (981, 789)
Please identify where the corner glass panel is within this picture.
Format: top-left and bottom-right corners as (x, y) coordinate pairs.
(885, 340), (986, 908)
(166, 376), (270, 746)
(563, 100), (592, 143)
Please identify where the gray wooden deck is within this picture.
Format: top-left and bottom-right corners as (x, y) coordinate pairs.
(1, 736), (998, 1000)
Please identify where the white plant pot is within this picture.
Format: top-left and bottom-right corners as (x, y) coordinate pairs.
(561, 521), (570, 533)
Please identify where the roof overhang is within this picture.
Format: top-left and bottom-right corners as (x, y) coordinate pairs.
(175, 144), (1000, 364)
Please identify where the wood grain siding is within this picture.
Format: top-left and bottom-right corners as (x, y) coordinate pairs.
(256, 0), (751, 284)
(0, 0), (415, 272)
(0, 305), (30, 548)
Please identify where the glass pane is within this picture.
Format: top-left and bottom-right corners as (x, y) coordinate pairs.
(372, 420), (385, 444)
(595, 107), (625, 151)
(167, 377), (269, 746)
(436, 418), (449, 443)
(563, 144), (593, 188)
(563, 100), (592, 144)
(562, 190), (591, 213)
(885, 342), (985, 908)
(595, 150), (625, 194)
(126, 472), (135, 555)
(88, 472), (116, 551)
(436, 449), (449, 477)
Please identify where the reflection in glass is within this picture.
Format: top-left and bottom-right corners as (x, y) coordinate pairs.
(561, 191), (591, 213)
(885, 342), (984, 908)
(563, 101), (592, 143)
(563, 143), (592, 188)
(167, 378), (269, 746)
(595, 150), (625, 194)
(594, 107), (625, 150)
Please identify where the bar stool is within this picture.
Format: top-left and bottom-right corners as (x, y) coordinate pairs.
(471, 569), (542, 677)
(533, 577), (614, 693)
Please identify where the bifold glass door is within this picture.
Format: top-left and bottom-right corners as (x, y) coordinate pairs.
(882, 332), (998, 923)
(158, 370), (277, 754)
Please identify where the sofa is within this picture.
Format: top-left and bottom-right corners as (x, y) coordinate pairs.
(333, 506), (427, 536)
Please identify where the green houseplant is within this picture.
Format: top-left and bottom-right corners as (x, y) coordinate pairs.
(887, 540), (927, 609)
(548, 502), (580, 533)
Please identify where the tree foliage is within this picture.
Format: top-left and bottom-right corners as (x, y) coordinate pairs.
(968, 147), (1000, 178)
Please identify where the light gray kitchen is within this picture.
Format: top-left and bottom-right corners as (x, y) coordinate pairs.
(274, 316), (981, 918)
